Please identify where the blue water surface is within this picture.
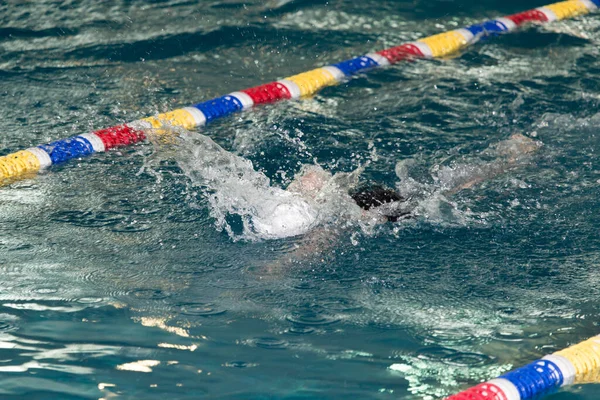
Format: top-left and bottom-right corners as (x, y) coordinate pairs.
(2, 0), (600, 399)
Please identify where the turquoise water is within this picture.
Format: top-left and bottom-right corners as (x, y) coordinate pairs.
(2, 0), (600, 398)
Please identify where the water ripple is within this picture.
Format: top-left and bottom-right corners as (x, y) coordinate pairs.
(129, 289), (171, 300)
(174, 302), (226, 317)
(251, 337), (288, 350)
(286, 311), (340, 327)
(50, 210), (124, 227)
(442, 352), (494, 367)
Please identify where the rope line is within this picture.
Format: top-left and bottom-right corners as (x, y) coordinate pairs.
(447, 335), (600, 399)
(0, 0), (598, 189)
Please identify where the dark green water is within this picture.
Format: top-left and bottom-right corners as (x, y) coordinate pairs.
(2, 0), (600, 398)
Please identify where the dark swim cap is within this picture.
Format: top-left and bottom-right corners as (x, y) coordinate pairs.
(350, 185), (407, 222)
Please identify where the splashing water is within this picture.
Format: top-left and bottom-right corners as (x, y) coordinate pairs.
(174, 130), (365, 241)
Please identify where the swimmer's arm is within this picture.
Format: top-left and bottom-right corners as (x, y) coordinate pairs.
(443, 171), (495, 196)
(442, 160), (521, 196)
(257, 227), (342, 277)
(269, 210), (391, 273)
(444, 134), (541, 196)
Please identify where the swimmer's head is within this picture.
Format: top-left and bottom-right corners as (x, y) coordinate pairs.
(350, 185), (406, 222)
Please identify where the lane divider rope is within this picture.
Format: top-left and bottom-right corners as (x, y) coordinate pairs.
(1, 0), (598, 186)
(446, 334), (600, 399)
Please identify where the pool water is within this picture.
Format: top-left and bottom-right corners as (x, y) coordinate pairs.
(2, 0), (600, 398)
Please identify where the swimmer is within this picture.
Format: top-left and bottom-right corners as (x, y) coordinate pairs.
(275, 133), (541, 233)
(176, 131), (541, 241)
(248, 133), (542, 275)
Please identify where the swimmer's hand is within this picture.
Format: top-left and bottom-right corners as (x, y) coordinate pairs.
(492, 133), (542, 163)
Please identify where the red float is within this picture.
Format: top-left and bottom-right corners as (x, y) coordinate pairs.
(377, 43), (425, 64)
(242, 82), (292, 105)
(94, 124), (147, 150)
(506, 9), (549, 26)
(446, 383), (508, 400)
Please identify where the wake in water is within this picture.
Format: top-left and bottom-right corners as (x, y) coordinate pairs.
(172, 130), (541, 241)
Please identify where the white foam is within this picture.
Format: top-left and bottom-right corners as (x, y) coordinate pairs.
(176, 131), (361, 241)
